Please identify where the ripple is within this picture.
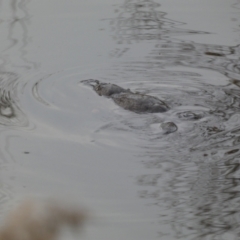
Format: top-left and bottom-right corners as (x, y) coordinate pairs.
(149, 41), (240, 80)
(85, 61), (240, 239)
(0, 72), (28, 127)
(75, 62), (231, 160)
(11, 64), (240, 240)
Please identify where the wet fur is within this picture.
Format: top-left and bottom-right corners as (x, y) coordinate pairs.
(81, 79), (169, 113)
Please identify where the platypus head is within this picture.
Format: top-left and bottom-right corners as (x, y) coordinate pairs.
(80, 79), (100, 87)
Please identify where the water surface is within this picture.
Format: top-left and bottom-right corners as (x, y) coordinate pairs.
(0, 0), (240, 239)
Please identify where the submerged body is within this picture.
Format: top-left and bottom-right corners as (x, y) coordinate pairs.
(112, 92), (169, 113)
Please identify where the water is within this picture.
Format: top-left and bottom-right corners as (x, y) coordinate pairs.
(0, 0), (240, 239)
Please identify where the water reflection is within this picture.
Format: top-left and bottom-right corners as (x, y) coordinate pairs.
(110, 0), (205, 45)
(193, 159), (240, 239)
(0, 0), (34, 126)
(1, 0), (37, 70)
(135, 131), (240, 239)
(109, 0), (240, 239)
(150, 42), (240, 81)
(0, 72), (29, 126)
(0, 0), (33, 216)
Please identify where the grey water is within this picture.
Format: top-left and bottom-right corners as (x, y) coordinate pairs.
(0, 0), (240, 239)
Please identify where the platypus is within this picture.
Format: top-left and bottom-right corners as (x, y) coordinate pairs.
(81, 79), (169, 113)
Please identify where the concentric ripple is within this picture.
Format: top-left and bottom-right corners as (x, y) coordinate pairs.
(0, 72), (28, 127)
